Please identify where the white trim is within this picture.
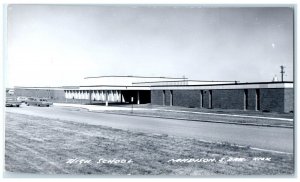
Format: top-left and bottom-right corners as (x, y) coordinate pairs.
(14, 83), (293, 91)
(151, 83), (293, 90)
(78, 86), (151, 90)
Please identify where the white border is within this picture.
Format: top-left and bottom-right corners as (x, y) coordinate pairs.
(0, 1), (298, 182)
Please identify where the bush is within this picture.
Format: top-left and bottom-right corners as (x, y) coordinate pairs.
(262, 110), (270, 113)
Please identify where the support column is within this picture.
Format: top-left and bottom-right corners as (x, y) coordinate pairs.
(117, 90), (122, 103)
(163, 90), (165, 106)
(79, 91), (82, 100)
(105, 90), (108, 106)
(100, 91), (104, 101)
(170, 90), (173, 106)
(113, 91), (118, 102)
(109, 90), (113, 102)
(81, 91), (84, 100)
(200, 90), (203, 108)
(85, 91), (89, 100)
(96, 90), (100, 101)
(120, 90), (123, 104)
(137, 91), (140, 105)
(111, 90), (114, 102)
(65, 90), (68, 103)
(74, 91), (77, 100)
(89, 90), (92, 104)
(91, 90), (96, 102)
(77, 91), (80, 100)
(85, 91), (88, 103)
(72, 91), (75, 103)
(77, 90), (81, 103)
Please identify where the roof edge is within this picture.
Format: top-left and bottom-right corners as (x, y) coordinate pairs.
(84, 75), (188, 79)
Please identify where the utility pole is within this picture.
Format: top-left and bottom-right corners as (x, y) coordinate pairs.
(280, 65), (285, 82)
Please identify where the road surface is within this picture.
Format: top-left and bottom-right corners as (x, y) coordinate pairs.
(5, 104), (293, 153)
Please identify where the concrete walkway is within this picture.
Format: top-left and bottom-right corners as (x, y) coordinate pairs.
(54, 103), (293, 122)
(54, 103), (147, 111)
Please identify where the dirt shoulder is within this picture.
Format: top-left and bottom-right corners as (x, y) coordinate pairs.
(5, 112), (294, 175)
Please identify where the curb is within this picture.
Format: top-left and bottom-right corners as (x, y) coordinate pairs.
(54, 104), (293, 129)
(89, 111), (293, 129)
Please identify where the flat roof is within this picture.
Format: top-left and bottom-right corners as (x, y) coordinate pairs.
(132, 80), (237, 84)
(14, 81), (293, 91)
(84, 75), (188, 79)
(150, 82), (293, 90)
(150, 81), (293, 87)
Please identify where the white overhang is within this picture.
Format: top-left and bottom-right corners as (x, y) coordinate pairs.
(77, 86), (151, 91)
(150, 83), (294, 90)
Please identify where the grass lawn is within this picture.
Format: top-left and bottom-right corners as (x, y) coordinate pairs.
(5, 112), (294, 176)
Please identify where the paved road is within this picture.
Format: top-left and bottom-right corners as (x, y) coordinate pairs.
(5, 105), (294, 153)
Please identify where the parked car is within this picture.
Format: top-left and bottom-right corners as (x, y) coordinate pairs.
(6, 97), (22, 107)
(26, 98), (53, 107)
(25, 97), (34, 104)
(17, 96), (28, 103)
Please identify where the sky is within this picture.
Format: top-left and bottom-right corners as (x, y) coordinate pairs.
(5, 5), (294, 87)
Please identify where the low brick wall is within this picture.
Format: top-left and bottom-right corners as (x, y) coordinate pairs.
(151, 88), (294, 113)
(13, 87), (294, 113)
(284, 88), (294, 113)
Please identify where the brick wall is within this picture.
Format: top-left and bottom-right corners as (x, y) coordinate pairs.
(246, 89), (256, 111)
(284, 88), (294, 113)
(165, 90), (171, 106)
(53, 90), (67, 102)
(151, 87), (293, 113)
(151, 90), (164, 105)
(260, 88), (284, 112)
(202, 90), (209, 109)
(14, 86), (294, 113)
(212, 89), (244, 110)
(173, 90), (200, 108)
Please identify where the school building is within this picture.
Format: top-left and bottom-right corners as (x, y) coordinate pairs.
(12, 76), (294, 113)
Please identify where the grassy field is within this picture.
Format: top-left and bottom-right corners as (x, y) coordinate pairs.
(5, 112), (294, 176)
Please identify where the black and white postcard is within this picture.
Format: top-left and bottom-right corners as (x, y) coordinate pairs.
(3, 4), (295, 177)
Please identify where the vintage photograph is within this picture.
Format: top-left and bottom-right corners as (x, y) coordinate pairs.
(4, 5), (294, 176)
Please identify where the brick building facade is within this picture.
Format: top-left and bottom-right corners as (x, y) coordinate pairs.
(151, 82), (294, 113)
(12, 78), (293, 113)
